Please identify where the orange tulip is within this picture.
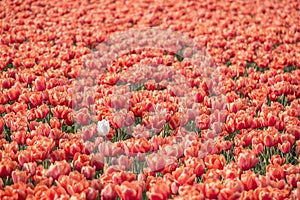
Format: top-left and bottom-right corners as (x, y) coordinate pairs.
(236, 150), (259, 170)
(23, 162), (37, 177)
(90, 153), (105, 171)
(241, 170), (259, 191)
(81, 165), (96, 180)
(147, 182), (169, 200)
(278, 141), (292, 153)
(115, 181), (143, 200)
(266, 164), (284, 181)
(203, 178), (222, 199)
(269, 155), (285, 166)
(33, 76), (46, 91)
(46, 160), (71, 180)
(183, 157), (205, 176)
(204, 154), (226, 170)
(218, 179), (243, 200)
(172, 166), (196, 185)
(12, 169), (29, 184)
(101, 183), (117, 200)
(29, 92), (43, 107)
(73, 152), (90, 171)
(0, 158), (18, 178)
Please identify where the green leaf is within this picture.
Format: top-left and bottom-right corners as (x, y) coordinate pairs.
(175, 48), (184, 62)
(4, 124), (12, 142)
(3, 63), (16, 71)
(245, 62), (269, 73)
(226, 61), (232, 67)
(224, 130), (240, 141)
(277, 94), (290, 107)
(134, 116), (143, 125)
(272, 43), (281, 50)
(283, 65), (297, 73)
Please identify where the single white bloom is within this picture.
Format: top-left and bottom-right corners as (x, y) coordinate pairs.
(97, 120), (110, 136)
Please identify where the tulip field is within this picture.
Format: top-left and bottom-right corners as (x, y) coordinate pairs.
(1, 0), (300, 199)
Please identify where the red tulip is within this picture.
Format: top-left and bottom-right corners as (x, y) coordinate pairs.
(27, 108), (37, 121)
(266, 164), (284, 181)
(81, 165), (96, 180)
(23, 162), (37, 177)
(0, 91), (8, 105)
(202, 168), (222, 181)
(286, 125), (300, 140)
(269, 155), (285, 166)
(30, 123), (51, 137)
(218, 179), (243, 200)
(204, 154), (226, 170)
(49, 128), (64, 141)
(291, 184), (300, 200)
(90, 179), (103, 191)
(184, 145), (200, 157)
(278, 141), (292, 153)
(73, 152), (90, 171)
(169, 112), (185, 130)
(115, 181), (143, 200)
(50, 149), (66, 163)
(296, 140), (300, 155)
(35, 104), (49, 119)
(17, 150), (32, 167)
(252, 143), (264, 156)
(0, 158), (18, 178)
(51, 105), (71, 119)
(6, 86), (21, 102)
(147, 182), (169, 200)
(183, 157), (205, 176)
(101, 183), (117, 200)
(280, 133), (295, 146)
(11, 130), (27, 145)
(12, 169), (29, 184)
(33, 76), (46, 91)
(22, 58), (35, 68)
(90, 153), (104, 171)
(145, 79), (157, 90)
(222, 162), (241, 180)
(46, 160), (71, 180)
(241, 170), (259, 191)
(236, 150), (259, 170)
(29, 92), (43, 107)
(195, 114), (210, 130)
(85, 187), (99, 200)
(203, 178), (222, 199)
(131, 137), (151, 153)
(50, 117), (62, 129)
(286, 173), (300, 188)
(172, 166), (196, 185)
(63, 139), (84, 159)
(263, 134), (276, 147)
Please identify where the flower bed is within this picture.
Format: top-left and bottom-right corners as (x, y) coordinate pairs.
(0, 0), (300, 199)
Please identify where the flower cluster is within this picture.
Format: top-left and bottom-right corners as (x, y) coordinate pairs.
(1, 0), (300, 199)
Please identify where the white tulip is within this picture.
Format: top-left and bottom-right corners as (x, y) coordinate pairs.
(97, 120), (110, 136)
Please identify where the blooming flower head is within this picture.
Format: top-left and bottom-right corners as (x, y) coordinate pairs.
(97, 119), (110, 136)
